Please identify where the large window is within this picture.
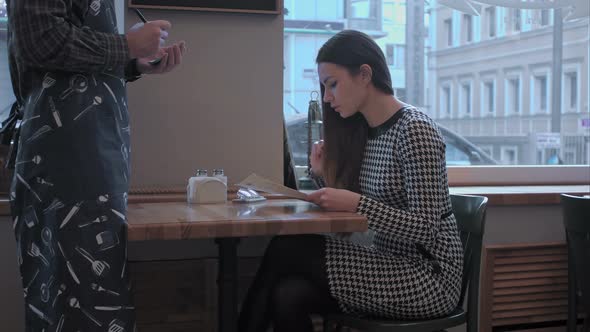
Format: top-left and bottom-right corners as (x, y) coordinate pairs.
(1, 0), (14, 120)
(283, 0), (589, 184)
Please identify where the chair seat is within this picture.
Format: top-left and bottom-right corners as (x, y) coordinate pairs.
(326, 307), (467, 332)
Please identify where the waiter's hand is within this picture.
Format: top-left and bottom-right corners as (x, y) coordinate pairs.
(126, 20), (171, 59)
(306, 188), (361, 212)
(136, 41), (187, 74)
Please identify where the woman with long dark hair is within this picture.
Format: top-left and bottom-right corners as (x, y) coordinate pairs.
(238, 30), (463, 332)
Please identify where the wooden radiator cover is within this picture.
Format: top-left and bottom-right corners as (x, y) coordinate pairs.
(480, 242), (569, 331)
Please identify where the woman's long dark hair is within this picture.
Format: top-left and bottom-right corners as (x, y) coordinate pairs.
(316, 30), (394, 191)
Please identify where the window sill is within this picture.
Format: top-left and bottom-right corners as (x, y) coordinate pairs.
(2, 184), (588, 218)
(449, 184), (589, 206)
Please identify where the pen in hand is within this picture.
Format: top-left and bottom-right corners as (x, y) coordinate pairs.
(132, 8), (162, 66)
(133, 8), (148, 23)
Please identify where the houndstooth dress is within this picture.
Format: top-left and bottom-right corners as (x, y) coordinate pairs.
(325, 107), (463, 319)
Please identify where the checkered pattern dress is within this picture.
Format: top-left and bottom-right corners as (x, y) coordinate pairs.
(325, 107), (463, 319)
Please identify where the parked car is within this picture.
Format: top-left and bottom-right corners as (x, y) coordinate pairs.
(285, 115), (498, 169)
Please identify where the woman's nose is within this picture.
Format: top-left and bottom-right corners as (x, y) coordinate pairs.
(323, 91), (332, 103)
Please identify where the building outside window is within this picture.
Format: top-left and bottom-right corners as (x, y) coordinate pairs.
(482, 80), (495, 116)
(532, 73), (550, 114)
(486, 6), (496, 37)
(505, 75), (521, 115)
(513, 9), (521, 32)
(386, 43), (395, 65)
(444, 18), (453, 46)
(501, 146), (519, 165)
(563, 70), (578, 111)
(440, 84), (452, 118)
(463, 14), (473, 43)
(460, 81), (472, 117)
(541, 9), (549, 26)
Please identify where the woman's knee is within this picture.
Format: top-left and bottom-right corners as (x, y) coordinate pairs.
(271, 277), (315, 316)
(266, 235), (324, 257)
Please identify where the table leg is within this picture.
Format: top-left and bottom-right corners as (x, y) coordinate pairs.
(216, 237), (240, 332)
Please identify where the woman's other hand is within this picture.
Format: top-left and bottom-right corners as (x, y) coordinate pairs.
(306, 188), (361, 212)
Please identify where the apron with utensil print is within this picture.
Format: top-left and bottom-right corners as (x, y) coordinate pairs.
(10, 1), (134, 331)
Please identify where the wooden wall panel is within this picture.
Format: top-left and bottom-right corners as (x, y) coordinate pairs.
(480, 243), (570, 331)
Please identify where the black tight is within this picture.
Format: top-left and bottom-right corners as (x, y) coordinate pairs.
(238, 234), (341, 332)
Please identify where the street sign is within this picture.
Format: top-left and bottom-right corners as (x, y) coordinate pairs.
(536, 133), (561, 149)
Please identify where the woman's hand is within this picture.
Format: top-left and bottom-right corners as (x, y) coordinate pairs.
(310, 140), (324, 177)
(306, 188), (361, 212)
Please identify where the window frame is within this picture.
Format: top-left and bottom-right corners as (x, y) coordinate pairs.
(561, 63), (581, 113)
(444, 18), (453, 46)
(500, 145), (519, 165)
(530, 66), (551, 115)
(485, 6), (496, 38)
(439, 80), (453, 119)
(462, 13), (473, 44)
(480, 74), (497, 117)
(504, 70), (523, 116)
(459, 78), (473, 118)
(447, 165), (590, 186)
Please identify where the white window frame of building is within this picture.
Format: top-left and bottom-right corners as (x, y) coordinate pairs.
(540, 9), (550, 26)
(459, 80), (473, 118)
(462, 14), (473, 43)
(562, 63), (581, 113)
(511, 8), (521, 32)
(444, 18), (453, 46)
(485, 6), (496, 38)
(395, 44), (405, 68)
(504, 72), (522, 115)
(479, 145), (494, 158)
(386, 43), (395, 66)
(480, 76), (496, 117)
(385, 44), (404, 68)
(530, 67), (551, 115)
(440, 81), (453, 119)
(500, 146), (519, 165)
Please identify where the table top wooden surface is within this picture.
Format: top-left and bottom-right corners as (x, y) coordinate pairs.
(126, 199), (368, 241)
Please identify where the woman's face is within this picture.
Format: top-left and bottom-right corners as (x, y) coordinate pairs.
(318, 62), (368, 118)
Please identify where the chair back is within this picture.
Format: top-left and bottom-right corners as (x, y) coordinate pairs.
(561, 194), (590, 329)
(450, 194), (488, 332)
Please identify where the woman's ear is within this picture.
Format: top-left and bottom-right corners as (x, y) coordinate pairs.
(359, 64), (373, 86)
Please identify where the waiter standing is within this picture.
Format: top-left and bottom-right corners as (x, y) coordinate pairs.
(5, 0), (185, 331)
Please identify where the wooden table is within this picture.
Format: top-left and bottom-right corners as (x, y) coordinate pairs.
(126, 199), (367, 332)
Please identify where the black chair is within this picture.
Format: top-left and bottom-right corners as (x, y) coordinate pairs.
(323, 194), (488, 332)
(562, 194), (590, 332)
